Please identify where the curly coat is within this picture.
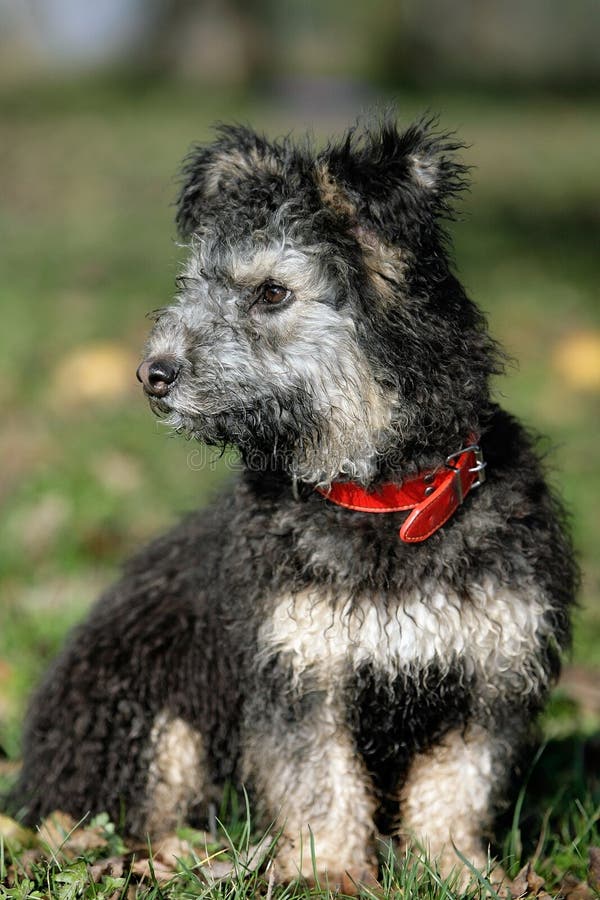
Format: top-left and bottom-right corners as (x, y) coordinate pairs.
(11, 116), (577, 888)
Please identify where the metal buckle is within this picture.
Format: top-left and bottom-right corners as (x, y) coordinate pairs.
(445, 442), (487, 489)
(469, 445), (487, 487)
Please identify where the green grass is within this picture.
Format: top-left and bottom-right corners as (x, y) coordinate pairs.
(0, 78), (599, 896)
(0, 770), (598, 898)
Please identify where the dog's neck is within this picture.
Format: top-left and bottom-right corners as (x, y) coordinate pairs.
(241, 433), (486, 544)
(316, 435), (486, 543)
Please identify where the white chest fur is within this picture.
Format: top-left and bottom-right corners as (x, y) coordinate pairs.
(258, 582), (552, 686)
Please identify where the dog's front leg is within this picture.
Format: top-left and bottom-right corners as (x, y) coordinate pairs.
(241, 688), (378, 890)
(398, 723), (505, 886)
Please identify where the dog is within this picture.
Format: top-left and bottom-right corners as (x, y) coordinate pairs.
(11, 116), (576, 890)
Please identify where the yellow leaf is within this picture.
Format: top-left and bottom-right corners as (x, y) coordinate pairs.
(553, 331), (600, 391)
(52, 342), (138, 405)
(0, 813), (37, 847)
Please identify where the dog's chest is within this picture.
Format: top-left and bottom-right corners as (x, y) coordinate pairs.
(259, 582), (548, 681)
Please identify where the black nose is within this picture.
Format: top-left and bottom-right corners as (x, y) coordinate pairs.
(136, 358), (180, 397)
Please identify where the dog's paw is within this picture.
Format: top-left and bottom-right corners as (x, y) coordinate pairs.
(336, 865), (381, 895)
(435, 849), (505, 892)
(270, 855), (379, 895)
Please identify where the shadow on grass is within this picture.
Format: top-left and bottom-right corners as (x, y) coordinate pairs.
(497, 731), (600, 879)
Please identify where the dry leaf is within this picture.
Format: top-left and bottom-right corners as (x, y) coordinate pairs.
(0, 813), (36, 847)
(151, 834), (194, 863)
(88, 856), (126, 882)
(200, 858), (237, 881)
(38, 810), (77, 850)
(38, 811), (108, 857)
(510, 861), (546, 897)
(52, 342), (138, 406)
(198, 836), (273, 884)
(559, 872), (594, 900)
(130, 856), (179, 885)
(6, 848), (43, 884)
(553, 331), (600, 392)
(64, 825), (110, 855)
(588, 847), (600, 891)
(127, 834), (196, 885)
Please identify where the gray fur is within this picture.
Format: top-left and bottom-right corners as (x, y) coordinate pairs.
(10, 116), (577, 888)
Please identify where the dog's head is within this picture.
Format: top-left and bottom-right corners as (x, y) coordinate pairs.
(138, 116), (502, 486)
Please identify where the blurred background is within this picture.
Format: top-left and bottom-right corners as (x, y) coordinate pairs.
(0, 0), (599, 790)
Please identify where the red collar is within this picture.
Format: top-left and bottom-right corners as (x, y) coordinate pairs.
(316, 438), (486, 543)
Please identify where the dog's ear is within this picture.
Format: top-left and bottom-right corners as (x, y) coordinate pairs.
(315, 116), (469, 243)
(176, 125), (283, 238)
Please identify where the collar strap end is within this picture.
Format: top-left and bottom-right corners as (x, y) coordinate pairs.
(317, 437), (485, 543)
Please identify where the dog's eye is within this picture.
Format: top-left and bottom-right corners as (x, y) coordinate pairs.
(258, 283), (292, 306)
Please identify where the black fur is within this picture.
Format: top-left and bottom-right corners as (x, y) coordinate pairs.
(10, 116), (577, 885)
